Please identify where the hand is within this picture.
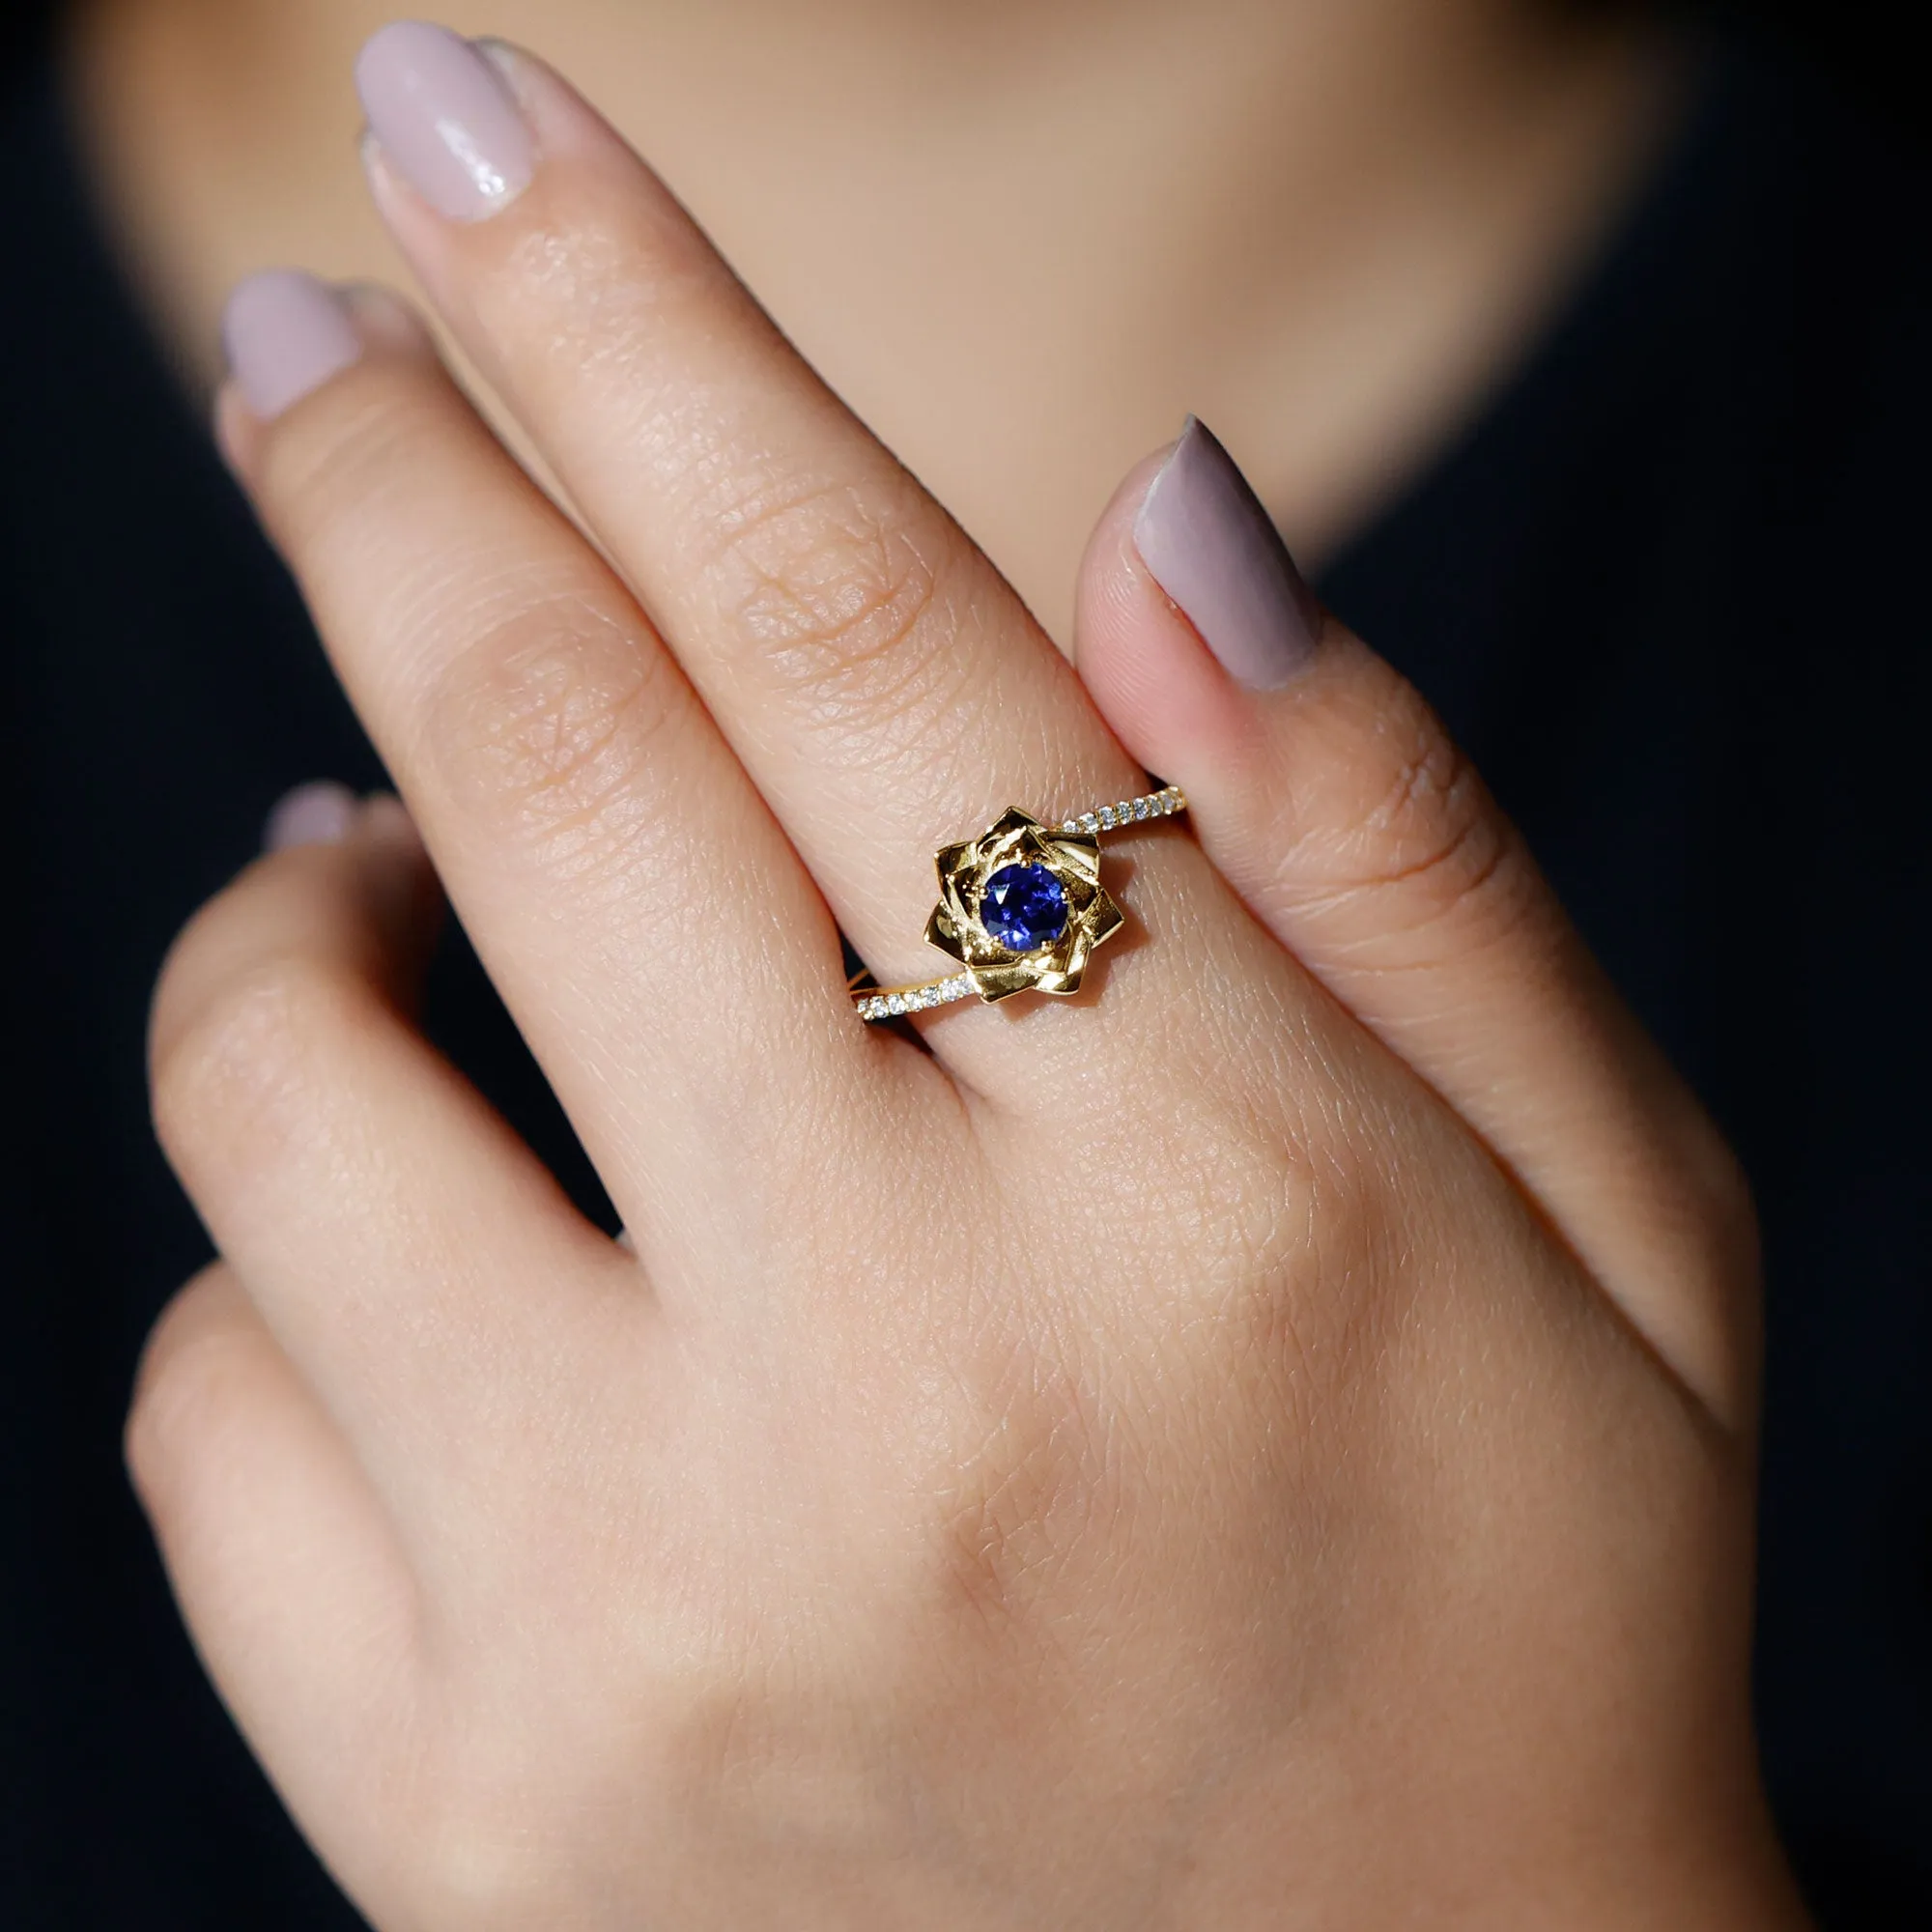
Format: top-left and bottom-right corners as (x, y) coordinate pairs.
(133, 26), (1803, 1930)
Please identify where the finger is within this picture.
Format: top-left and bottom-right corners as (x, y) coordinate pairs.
(216, 273), (886, 1260)
(1075, 421), (1757, 1426)
(353, 28), (1220, 1094)
(127, 1262), (418, 1915)
(150, 792), (624, 1492)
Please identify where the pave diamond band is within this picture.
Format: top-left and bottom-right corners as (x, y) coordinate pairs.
(851, 786), (1187, 1022)
(851, 973), (980, 1023)
(1053, 784), (1187, 838)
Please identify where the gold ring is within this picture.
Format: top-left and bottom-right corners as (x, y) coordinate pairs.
(849, 786), (1188, 1021)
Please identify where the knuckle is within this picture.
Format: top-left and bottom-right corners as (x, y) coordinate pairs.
(1677, 1113), (1763, 1295)
(403, 1734), (617, 1932)
(1131, 1120), (1328, 1392)
(413, 1802), (554, 1932)
(415, 585), (688, 886)
(125, 1270), (257, 1504)
(1358, 700), (1496, 889)
(253, 364), (434, 552)
(703, 469), (968, 728)
(906, 1305), (1113, 1646)
(1308, 682), (1527, 945)
(150, 944), (365, 1187)
(934, 1399), (1094, 1640)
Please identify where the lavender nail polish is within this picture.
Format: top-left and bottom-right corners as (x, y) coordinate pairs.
(221, 270), (361, 420)
(265, 781), (358, 852)
(1133, 418), (1321, 691)
(355, 21), (533, 222)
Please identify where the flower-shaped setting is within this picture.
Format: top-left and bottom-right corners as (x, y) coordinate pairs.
(923, 807), (1124, 1003)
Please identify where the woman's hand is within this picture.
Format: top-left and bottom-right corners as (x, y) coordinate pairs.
(133, 26), (1802, 1929)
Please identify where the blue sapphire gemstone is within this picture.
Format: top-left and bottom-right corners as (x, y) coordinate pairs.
(980, 863), (1068, 952)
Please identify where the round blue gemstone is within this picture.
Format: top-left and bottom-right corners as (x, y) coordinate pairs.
(980, 863), (1068, 952)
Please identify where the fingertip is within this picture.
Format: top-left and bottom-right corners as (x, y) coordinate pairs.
(212, 380), (258, 478)
(264, 781), (360, 853)
(126, 1264), (255, 1504)
(220, 269), (363, 422)
(353, 20), (533, 223)
(1073, 439), (1266, 792)
(215, 275), (432, 484)
(1128, 417), (1322, 694)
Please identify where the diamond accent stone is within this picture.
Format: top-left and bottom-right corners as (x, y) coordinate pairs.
(856, 970), (981, 1021)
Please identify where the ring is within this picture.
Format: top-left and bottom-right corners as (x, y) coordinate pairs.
(849, 786), (1188, 1021)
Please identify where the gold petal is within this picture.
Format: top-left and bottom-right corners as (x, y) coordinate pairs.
(1061, 873), (1098, 916)
(1044, 833), (1101, 880)
(988, 806), (1043, 838)
(942, 877), (979, 932)
(971, 959), (1044, 1001)
(934, 839), (974, 887)
(977, 829), (1029, 872)
(1086, 891), (1125, 947)
(924, 903), (967, 960)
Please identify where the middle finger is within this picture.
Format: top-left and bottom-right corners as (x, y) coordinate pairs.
(356, 28), (1246, 1094)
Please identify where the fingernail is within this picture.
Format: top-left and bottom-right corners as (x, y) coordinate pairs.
(1132, 417), (1321, 691)
(355, 21), (533, 221)
(264, 781), (359, 851)
(220, 270), (362, 420)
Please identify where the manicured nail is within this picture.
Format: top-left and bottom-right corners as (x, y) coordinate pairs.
(355, 21), (533, 221)
(264, 781), (359, 851)
(221, 270), (362, 420)
(1132, 418), (1321, 691)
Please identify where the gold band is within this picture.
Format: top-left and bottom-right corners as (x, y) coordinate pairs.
(851, 785), (1187, 1022)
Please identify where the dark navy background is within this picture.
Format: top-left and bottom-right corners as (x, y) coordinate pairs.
(3, 7), (1927, 1925)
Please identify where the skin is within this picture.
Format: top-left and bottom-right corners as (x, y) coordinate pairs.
(69, 0), (1683, 634)
(124, 34), (1809, 1930)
